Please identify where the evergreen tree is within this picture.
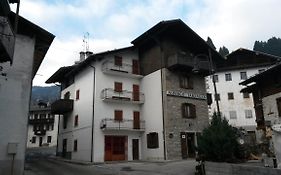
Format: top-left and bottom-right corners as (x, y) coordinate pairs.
(206, 37), (216, 50)
(197, 112), (240, 162)
(253, 37), (281, 57)
(218, 46), (229, 57)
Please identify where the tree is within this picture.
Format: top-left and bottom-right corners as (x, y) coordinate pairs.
(253, 37), (281, 57)
(206, 37), (216, 50)
(218, 46), (229, 57)
(197, 112), (240, 162)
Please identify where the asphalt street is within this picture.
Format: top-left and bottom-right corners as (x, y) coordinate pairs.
(24, 157), (197, 175)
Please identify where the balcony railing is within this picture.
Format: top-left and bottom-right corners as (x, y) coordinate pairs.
(101, 88), (144, 104)
(34, 129), (46, 136)
(100, 118), (145, 132)
(0, 16), (15, 63)
(29, 118), (55, 125)
(51, 99), (73, 114)
(167, 52), (210, 72)
(101, 60), (143, 78)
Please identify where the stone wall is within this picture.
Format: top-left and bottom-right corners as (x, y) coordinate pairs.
(205, 162), (281, 175)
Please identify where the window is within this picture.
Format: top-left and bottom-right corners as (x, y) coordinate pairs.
(240, 72), (247, 80)
(40, 114), (46, 119)
(181, 103), (196, 118)
(74, 115), (78, 127)
(277, 97), (281, 117)
(225, 73), (232, 81)
(114, 110), (123, 121)
(228, 92), (234, 100)
(51, 124), (54, 130)
(34, 114), (38, 119)
(75, 89), (80, 100)
(245, 110), (253, 118)
(73, 139), (78, 152)
(31, 137), (36, 143)
(46, 125), (50, 131)
(147, 132), (159, 149)
(212, 75), (219, 82)
(47, 136), (52, 143)
(114, 82), (123, 92)
(214, 93), (220, 101)
(179, 75), (193, 89)
(64, 91), (70, 99)
(229, 111), (237, 119)
(63, 115), (68, 129)
(243, 92), (250, 98)
(114, 56), (122, 66)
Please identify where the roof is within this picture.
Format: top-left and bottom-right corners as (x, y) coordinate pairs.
(132, 19), (225, 66)
(9, 12), (55, 78)
(240, 61), (281, 85)
(218, 48), (281, 71)
(46, 46), (134, 83)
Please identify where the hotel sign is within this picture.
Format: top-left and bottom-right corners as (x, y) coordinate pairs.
(166, 90), (207, 100)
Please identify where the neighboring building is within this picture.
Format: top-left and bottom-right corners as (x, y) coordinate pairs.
(206, 48), (280, 138)
(27, 102), (58, 148)
(0, 3), (54, 175)
(46, 19), (224, 162)
(240, 62), (281, 166)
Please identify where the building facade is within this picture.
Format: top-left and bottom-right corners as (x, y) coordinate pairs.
(0, 3), (54, 175)
(27, 103), (58, 148)
(47, 19), (224, 162)
(206, 48), (280, 137)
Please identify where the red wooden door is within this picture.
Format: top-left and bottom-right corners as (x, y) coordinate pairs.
(132, 60), (139, 74)
(133, 85), (140, 101)
(133, 111), (140, 129)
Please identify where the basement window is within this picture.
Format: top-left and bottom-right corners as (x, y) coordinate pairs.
(147, 132), (159, 149)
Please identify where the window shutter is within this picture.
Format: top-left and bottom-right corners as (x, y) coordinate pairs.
(114, 56), (122, 66)
(115, 110), (123, 121)
(74, 115), (78, 127)
(114, 82), (122, 92)
(190, 104), (196, 118)
(76, 89), (80, 100)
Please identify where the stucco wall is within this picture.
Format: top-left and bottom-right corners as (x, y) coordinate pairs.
(0, 35), (35, 175)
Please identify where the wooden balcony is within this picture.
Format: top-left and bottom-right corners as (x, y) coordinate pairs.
(167, 52), (210, 73)
(100, 118), (145, 132)
(0, 16), (15, 63)
(101, 88), (144, 104)
(51, 99), (73, 114)
(101, 60), (143, 79)
(29, 118), (55, 125)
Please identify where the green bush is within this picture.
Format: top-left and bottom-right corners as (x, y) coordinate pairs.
(197, 112), (240, 162)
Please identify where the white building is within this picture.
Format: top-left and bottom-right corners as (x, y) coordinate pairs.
(207, 48), (280, 135)
(0, 4), (54, 175)
(27, 102), (59, 148)
(46, 19), (225, 162)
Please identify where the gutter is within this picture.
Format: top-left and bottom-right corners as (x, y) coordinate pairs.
(89, 65), (95, 162)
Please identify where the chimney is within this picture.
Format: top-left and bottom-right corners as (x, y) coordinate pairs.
(79, 51), (85, 62)
(85, 51), (93, 58)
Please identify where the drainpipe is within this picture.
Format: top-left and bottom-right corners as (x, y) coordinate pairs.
(56, 115), (60, 156)
(89, 65), (95, 162)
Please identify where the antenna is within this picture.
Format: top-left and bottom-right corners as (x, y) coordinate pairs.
(83, 32), (90, 52)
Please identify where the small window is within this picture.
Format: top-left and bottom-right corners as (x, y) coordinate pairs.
(74, 115), (78, 127)
(212, 75), (219, 82)
(277, 97), (281, 117)
(31, 137), (36, 143)
(63, 115), (68, 129)
(74, 139), (78, 152)
(229, 111), (237, 119)
(228, 92), (234, 100)
(240, 72), (247, 80)
(179, 75), (193, 89)
(214, 93), (220, 101)
(243, 92), (250, 98)
(114, 110), (123, 121)
(182, 103), (196, 118)
(76, 89), (80, 100)
(47, 136), (52, 143)
(225, 73), (232, 81)
(114, 82), (123, 92)
(51, 124), (54, 130)
(147, 132), (159, 149)
(114, 56), (122, 66)
(64, 91), (70, 99)
(245, 110), (253, 118)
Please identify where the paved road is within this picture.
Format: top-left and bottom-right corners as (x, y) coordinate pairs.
(25, 158), (197, 175)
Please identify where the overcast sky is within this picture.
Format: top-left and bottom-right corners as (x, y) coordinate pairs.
(11, 0), (281, 86)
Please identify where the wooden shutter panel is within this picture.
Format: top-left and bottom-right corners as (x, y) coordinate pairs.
(114, 56), (122, 66)
(115, 110), (123, 121)
(114, 82), (122, 92)
(190, 104), (196, 118)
